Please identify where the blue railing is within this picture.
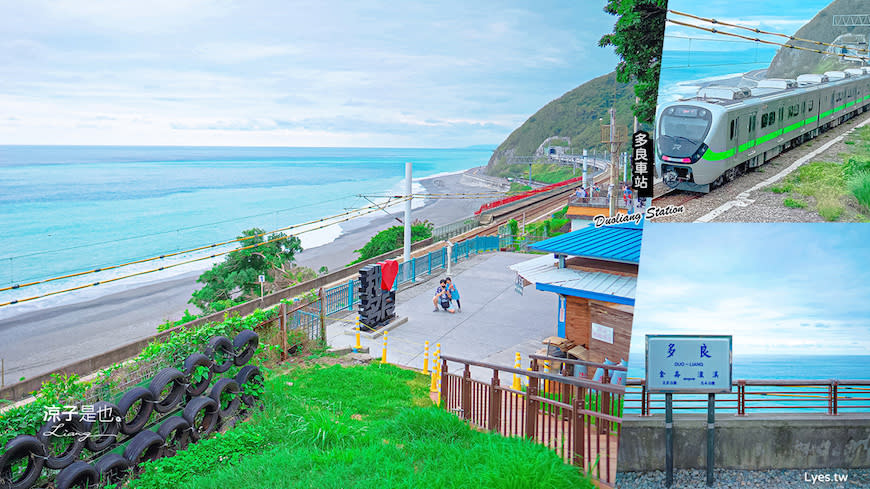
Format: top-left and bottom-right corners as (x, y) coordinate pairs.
(288, 235), (501, 337)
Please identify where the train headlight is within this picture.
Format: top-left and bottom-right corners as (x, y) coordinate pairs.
(691, 143), (709, 163)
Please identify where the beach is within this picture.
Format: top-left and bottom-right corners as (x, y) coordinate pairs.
(0, 168), (506, 383)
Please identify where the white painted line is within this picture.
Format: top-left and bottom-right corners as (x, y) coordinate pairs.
(695, 115), (870, 222)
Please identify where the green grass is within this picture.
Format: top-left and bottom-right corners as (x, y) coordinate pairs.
(772, 126), (870, 220)
(847, 170), (870, 211)
(132, 364), (593, 489)
(783, 198), (808, 209)
(507, 182), (532, 195)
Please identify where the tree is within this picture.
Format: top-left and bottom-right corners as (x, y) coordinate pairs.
(351, 221), (433, 264)
(599, 0), (667, 124)
(190, 228), (302, 312)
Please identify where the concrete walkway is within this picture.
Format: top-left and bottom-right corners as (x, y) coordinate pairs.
(327, 252), (557, 379)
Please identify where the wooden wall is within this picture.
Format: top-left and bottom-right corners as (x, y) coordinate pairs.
(564, 296), (633, 367)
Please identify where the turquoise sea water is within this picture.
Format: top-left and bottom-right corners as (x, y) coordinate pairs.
(629, 354), (870, 381)
(0, 145), (492, 313)
(659, 46), (780, 102)
(627, 354), (870, 413)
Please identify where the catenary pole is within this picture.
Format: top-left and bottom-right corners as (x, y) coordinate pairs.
(404, 162), (412, 279)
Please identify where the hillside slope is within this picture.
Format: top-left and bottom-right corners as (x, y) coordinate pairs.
(767, 0), (866, 78)
(485, 71), (635, 178)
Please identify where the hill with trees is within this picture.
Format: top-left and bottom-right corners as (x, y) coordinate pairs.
(767, 0), (867, 78)
(485, 71), (636, 179)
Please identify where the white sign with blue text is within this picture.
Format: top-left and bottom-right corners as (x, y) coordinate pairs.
(646, 335), (732, 393)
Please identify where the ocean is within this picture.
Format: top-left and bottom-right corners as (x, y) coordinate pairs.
(659, 46), (780, 103)
(628, 354), (870, 381)
(0, 145), (492, 316)
(626, 354), (870, 413)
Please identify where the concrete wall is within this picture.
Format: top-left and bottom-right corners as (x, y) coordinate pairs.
(618, 413), (870, 471)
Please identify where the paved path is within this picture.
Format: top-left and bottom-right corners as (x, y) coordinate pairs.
(327, 252), (557, 379)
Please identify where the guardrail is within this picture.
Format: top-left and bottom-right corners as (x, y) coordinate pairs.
(0, 234), (501, 401)
(568, 196), (630, 209)
(626, 378), (870, 415)
(432, 217), (480, 242)
(438, 354), (624, 487)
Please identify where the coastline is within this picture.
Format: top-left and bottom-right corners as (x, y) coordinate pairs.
(0, 167), (506, 382)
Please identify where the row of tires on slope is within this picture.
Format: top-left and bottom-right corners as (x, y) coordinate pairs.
(0, 329), (264, 489)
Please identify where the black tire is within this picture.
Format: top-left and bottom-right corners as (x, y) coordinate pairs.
(117, 386), (155, 435)
(94, 453), (130, 486)
(182, 396), (219, 442)
(123, 431), (164, 466)
(55, 461), (98, 489)
(0, 435), (46, 489)
(232, 330), (259, 366)
(149, 367), (187, 413)
(36, 414), (86, 470)
(156, 416), (190, 456)
(206, 336), (234, 373)
(83, 401), (122, 452)
(183, 353), (213, 396)
(209, 378), (241, 419)
(234, 365), (264, 407)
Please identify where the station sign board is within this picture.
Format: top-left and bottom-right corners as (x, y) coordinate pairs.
(645, 335), (732, 393)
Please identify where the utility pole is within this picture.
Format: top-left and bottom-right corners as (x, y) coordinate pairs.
(602, 108), (626, 217)
(609, 108), (618, 217)
(403, 162), (412, 279)
(582, 149), (588, 191)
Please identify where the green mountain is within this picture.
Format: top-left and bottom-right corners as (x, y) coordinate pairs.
(485, 71), (636, 178)
(767, 0), (866, 78)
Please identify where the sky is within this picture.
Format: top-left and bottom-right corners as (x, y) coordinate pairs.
(631, 223), (870, 356)
(0, 0), (620, 148)
(662, 0), (833, 53)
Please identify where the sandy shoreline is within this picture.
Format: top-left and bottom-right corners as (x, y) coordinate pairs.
(0, 167), (505, 382)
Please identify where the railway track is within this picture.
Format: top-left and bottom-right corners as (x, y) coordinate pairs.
(652, 184), (702, 208)
(464, 168), (616, 238)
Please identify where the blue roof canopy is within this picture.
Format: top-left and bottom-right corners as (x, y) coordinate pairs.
(530, 221), (642, 264)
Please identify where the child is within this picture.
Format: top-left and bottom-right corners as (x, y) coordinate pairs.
(446, 277), (461, 312)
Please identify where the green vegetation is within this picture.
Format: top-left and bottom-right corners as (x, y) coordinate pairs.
(599, 0), (667, 124)
(485, 71), (637, 179)
(190, 228), (302, 313)
(352, 220), (433, 264)
(526, 218), (570, 238)
(783, 198), (808, 209)
(528, 164), (580, 184)
(0, 307), (279, 449)
(507, 182), (533, 195)
(771, 127), (870, 221)
(132, 364), (594, 489)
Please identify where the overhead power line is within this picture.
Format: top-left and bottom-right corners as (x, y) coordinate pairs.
(0, 200), (406, 308)
(0, 197), (407, 294)
(667, 18), (870, 62)
(669, 10), (870, 55)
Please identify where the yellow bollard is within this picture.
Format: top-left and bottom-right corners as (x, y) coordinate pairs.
(512, 352), (522, 390)
(382, 330), (390, 363)
(423, 341), (430, 374)
(354, 320), (362, 352)
(543, 360), (550, 393)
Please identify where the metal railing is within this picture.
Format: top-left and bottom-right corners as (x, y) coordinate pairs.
(285, 235), (501, 341)
(439, 354), (625, 487)
(568, 196), (630, 209)
(432, 217), (480, 242)
(626, 378), (870, 416)
(498, 234), (550, 251)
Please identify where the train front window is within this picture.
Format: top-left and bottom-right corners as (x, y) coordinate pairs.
(658, 106), (712, 158)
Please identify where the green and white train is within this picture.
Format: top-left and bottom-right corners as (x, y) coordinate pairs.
(656, 68), (870, 192)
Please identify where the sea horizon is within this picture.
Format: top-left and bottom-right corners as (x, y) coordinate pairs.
(0, 145), (493, 317)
